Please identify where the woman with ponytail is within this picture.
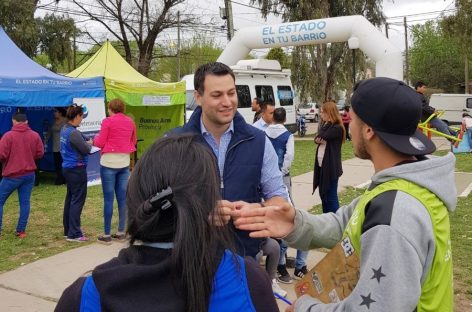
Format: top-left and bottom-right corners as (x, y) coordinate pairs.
(55, 134), (278, 312)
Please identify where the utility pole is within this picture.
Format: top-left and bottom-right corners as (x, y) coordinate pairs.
(404, 16), (409, 85)
(224, 0), (234, 41)
(177, 11), (181, 81)
(385, 23), (389, 39)
(352, 49), (356, 86)
(73, 31), (77, 70)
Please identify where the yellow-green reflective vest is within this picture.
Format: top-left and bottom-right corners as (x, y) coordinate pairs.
(343, 179), (453, 312)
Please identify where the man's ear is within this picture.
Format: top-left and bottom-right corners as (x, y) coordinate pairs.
(363, 124), (375, 141)
(194, 90), (202, 107)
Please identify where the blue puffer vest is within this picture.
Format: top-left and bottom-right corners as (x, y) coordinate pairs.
(60, 124), (88, 168)
(268, 130), (291, 171)
(173, 107), (265, 258)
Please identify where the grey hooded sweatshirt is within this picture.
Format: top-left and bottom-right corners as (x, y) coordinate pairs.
(285, 153), (457, 311)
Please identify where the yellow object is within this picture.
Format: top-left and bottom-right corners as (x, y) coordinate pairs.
(67, 41), (186, 106)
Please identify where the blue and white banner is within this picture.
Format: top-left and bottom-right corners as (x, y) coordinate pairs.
(75, 97), (106, 186)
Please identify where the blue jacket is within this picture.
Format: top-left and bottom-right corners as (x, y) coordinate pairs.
(174, 107), (265, 257)
(60, 124), (88, 168)
(55, 247), (278, 312)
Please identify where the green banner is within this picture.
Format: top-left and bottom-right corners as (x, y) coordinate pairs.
(126, 104), (185, 157)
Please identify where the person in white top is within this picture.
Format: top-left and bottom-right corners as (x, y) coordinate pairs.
(462, 113), (472, 148)
(252, 101), (275, 130)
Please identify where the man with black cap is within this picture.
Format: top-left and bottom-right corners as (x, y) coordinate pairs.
(0, 112), (44, 238)
(233, 77), (456, 311)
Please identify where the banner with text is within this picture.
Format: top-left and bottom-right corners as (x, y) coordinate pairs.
(126, 104), (184, 158)
(74, 97), (106, 186)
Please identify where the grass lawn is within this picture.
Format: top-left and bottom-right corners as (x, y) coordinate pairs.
(0, 172), (112, 272)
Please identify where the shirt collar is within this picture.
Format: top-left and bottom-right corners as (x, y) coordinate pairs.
(200, 117), (234, 136)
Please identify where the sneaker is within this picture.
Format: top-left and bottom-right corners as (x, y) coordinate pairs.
(66, 236), (89, 243)
(293, 265), (308, 280)
(111, 232), (126, 240)
(277, 265), (293, 284)
(15, 231), (27, 239)
(272, 279), (287, 298)
(97, 235), (112, 245)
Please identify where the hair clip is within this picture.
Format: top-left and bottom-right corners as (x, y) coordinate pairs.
(149, 186), (173, 211)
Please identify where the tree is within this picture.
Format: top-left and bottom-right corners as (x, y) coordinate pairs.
(441, 0), (472, 93)
(71, 0), (197, 76)
(250, 0), (384, 102)
(0, 0), (40, 57)
(151, 34), (222, 82)
(37, 14), (79, 72)
(409, 21), (464, 93)
(266, 47), (290, 68)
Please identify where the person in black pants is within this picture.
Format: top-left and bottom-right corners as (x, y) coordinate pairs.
(60, 105), (92, 242)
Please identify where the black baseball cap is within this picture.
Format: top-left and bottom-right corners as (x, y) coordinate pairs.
(351, 77), (436, 156)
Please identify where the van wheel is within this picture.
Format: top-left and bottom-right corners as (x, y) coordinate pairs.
(314, 114), (319, 123)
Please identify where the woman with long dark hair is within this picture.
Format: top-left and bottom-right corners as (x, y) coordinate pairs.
(60, 104), (92, 242)
(55, 134), (277, 312)
(313, 101), (345, 213)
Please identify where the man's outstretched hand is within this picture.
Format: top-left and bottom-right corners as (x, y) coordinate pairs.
(231, 202), (296, 238)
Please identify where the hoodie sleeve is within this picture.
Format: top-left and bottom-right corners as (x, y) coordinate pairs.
(284, 197), (360, 250)
(281, 134), (294, 175)
(0, 134), (10, 162)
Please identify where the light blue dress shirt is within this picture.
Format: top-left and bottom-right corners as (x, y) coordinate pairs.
(200, 118), (288, 200)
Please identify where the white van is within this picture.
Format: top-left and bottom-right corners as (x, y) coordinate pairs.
(429, 93), (472, 125)
(182, 59), (297, 132)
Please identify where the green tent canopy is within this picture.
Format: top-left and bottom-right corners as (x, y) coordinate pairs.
(68, 42), (185, 157)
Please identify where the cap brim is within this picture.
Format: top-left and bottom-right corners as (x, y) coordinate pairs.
(375, 129), (436, 156)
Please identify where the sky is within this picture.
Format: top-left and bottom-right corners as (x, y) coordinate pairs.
(35, 0), (457, 55)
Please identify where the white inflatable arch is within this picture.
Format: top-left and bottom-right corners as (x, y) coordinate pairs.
(217, 15), (403, 80)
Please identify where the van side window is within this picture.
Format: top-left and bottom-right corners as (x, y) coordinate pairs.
(278, 86), (293, 106)
(467, 98), (472, 109)
(236, 85), (251, 108)
(256, 85), (275, 104)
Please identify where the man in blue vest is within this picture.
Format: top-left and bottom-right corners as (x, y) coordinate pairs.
(234, 77), (455, 311)
(173, 62), (290, 260)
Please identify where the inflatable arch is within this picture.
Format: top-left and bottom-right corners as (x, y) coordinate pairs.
(217, 15), (403, 80)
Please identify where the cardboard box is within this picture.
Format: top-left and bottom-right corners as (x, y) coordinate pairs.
(294, 237), (360, 303)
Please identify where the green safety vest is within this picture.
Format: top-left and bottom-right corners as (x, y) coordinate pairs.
(343, 179), (453, 312)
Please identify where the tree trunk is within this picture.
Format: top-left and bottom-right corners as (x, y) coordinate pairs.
(465, 52), (470, 94)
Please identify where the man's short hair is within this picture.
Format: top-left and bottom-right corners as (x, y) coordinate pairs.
(273, 107), (286, 123)
(414, 81), (425, 90)
(260, 101), (275, 112)
(194, 62), (235, 95)
(12, 113), (27, 122)
(253, 97), (262, 104)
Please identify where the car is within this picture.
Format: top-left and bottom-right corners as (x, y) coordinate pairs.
(297, 102), (319, 122)
(336, 99), (346, 114)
